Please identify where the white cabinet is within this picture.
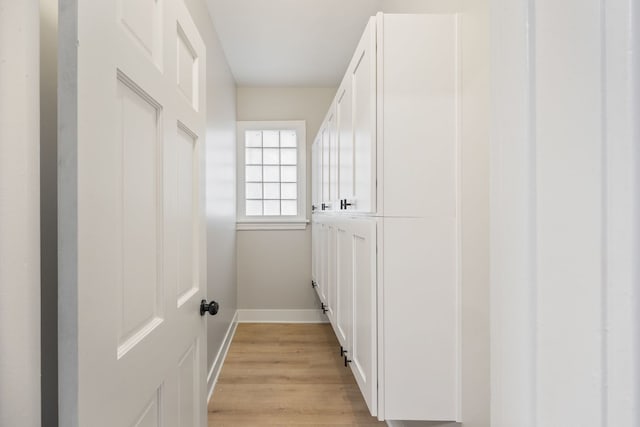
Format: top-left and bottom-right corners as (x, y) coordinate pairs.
(325, 221), (337, 322)
(317, 103), (339, 213)
(315, 216), (377, 414)
(311, 12), (461, 423)
(311, 215), (319, 286)
(336, 81), (354, 205)
(311, 137), (321, 213)
(350, 20), (376, 213)
(334, 221), (352, 348)
(318, 222), (328, 304)
(346, 218), (377, 414)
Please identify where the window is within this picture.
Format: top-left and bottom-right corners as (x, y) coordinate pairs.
(237, 121), (307, 230)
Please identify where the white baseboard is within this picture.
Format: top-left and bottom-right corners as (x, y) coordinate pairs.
(206, 310), (239, 403)
(386, 421), (459, 426)
(237, 309), (329, 323)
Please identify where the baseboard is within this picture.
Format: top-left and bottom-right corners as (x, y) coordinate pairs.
(206, 310), (239, 403)
(386, 420), (459, 426)
(237, 309), (329, 323)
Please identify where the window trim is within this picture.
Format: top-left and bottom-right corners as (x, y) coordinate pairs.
(236, 120), (307, 230)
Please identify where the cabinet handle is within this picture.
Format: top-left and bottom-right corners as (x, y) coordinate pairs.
(321, 303), (328, 314)
(321, 203), (327, 211)
(344, 355), (352, 367)
(340, 199), (353, 210)
(312, 205), (317, 212)
(311, 280), (317, 288)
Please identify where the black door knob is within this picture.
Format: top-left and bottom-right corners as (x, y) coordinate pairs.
(200, 299), (219, 316)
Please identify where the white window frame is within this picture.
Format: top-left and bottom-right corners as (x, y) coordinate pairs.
(236, 120), (307, 230)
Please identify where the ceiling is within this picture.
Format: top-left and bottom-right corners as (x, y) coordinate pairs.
(205, 0), (384, 87)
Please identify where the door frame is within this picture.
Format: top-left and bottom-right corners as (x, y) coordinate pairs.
(490, 0), (640, 425)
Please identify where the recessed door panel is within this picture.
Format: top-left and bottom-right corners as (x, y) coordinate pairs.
(118, 0), (163, 68)
(350, 219), (377, 416)
(351, 19), (376, 214)
(326, 223), (337, 321)
(335, 225), (352, 347)
(327, 109), (338, 210)
(132, 386), (163, 427)
(177, 341), (199, 427)
(116, 75), (163, 357)
(176, 124), (198, 306)
(321, 127), (330, 205)
(177, 24), (199, 111)
(337, 85), (354, 203)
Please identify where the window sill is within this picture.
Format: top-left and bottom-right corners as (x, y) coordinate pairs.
(236, 219), (309, 231)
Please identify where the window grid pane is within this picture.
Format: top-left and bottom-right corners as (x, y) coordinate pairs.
(244, 129), (298, 218)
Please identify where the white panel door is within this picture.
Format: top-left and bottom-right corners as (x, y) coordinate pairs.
(59, 1), (207, 426)
(348, 218), (377, 416)
(336, 80), (354, 208)
(351, 18), (376, 214)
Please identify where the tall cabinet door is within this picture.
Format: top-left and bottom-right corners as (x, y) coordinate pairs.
(318, 222), (328, 303)
(349, 218), (378, 416)
(351, 18), (377, 214)
(335, 221), (353, 348)
(327, 106), (339, 212)
(337, 80), (354, 207)
(311, 218), (318, 285)
(311, 138), (321, 211)
(325, 221), (337, 322)
(321, 124), (331, 210)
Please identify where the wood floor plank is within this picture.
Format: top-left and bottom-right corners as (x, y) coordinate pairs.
(208, 323), (386, 426)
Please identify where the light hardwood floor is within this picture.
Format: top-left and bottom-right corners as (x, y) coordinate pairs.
(208, 323), (386, 426)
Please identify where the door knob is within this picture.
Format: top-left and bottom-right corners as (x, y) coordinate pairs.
(200, 299), (219, 316)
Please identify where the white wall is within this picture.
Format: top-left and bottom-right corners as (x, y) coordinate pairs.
(236, 87), (336, 313)
(183, 0), (238, 394)
(0, 1), (42, 426)
(491, 0), (640, 426)
(381, 0), (490, 426)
